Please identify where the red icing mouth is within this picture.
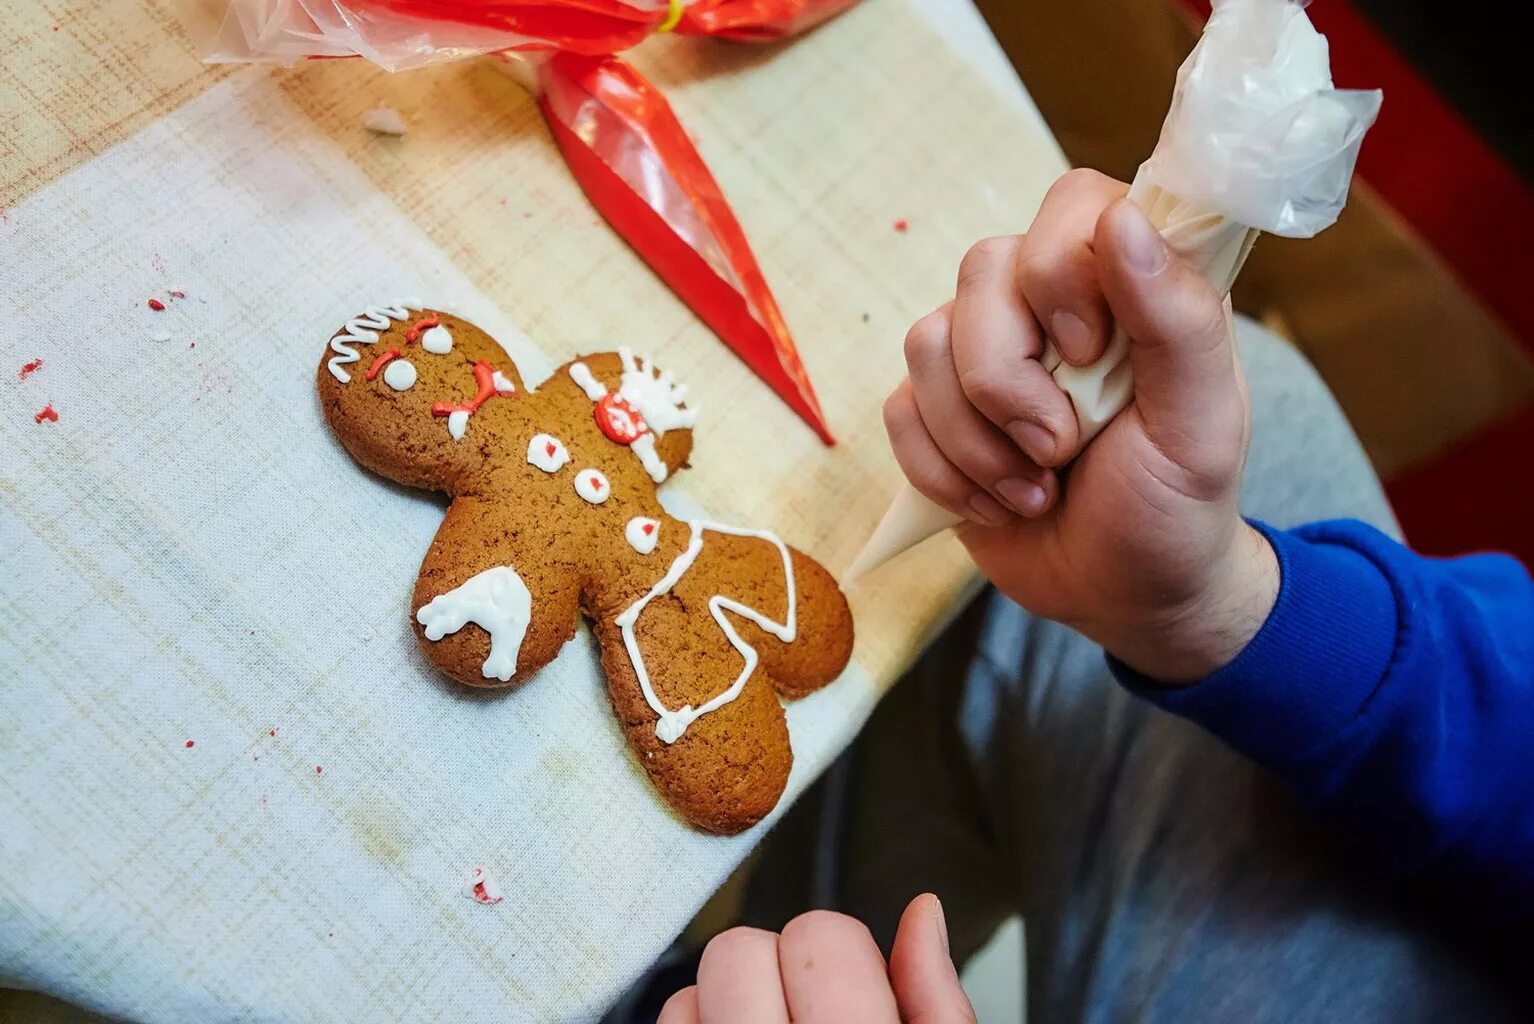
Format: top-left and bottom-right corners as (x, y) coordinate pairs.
(431, 361), (510, 419)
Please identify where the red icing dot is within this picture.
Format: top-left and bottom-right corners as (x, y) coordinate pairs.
(643, 523), (655, 535)
(594, 393), (647, 445)
(34, 404), (58, 424)
(545, 441), (556, 457)
(589, 475), (603, 491)
(893, 218), (910, 233)
(185, 739), (195, 748)
(19, 358), (43, 380)
(148, 297), (166, 311)
(315, 765), (323, 774)
(269, 729), (276, 737)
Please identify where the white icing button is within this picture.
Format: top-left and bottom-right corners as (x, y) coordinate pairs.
(625, 516), (660, 554)
(492, 370), (516, 394)
(574, 469), (609, 504)
(382, 358), (417, 391)
(447, 409), (470, 441)
(527, 433), (571, 473)
(421, 325), (453, 354)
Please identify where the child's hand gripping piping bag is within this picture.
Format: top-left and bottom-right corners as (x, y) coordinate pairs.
(847, 0), (1380, 580)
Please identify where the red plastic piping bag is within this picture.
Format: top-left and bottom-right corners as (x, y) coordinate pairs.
(535, 51), (835, 442)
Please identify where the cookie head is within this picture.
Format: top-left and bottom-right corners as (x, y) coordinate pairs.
(316, 305), (526, 491)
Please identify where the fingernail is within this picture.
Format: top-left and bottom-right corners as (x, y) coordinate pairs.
(1050, 309), (1092, 360)
(931, 895), (950, 956)
(967, 492), (1009, 527)
(1118, 205), (1167, 276)
(1006, 420), (1055, 464)
(996, 477), (1046, 516)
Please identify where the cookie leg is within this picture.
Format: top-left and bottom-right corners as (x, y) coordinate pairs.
(594, 615), (793, 835)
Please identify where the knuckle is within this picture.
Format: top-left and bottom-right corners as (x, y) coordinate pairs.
(1188, 288), (1229, 343)
(1015, 244), (1071, 294)
(881, 391), (905, 437)
(957, 236), (1015, 287)
(902, 314), (948, 369)
(906, 459), (961, 506)
(956, 365), (1023, 419)
(1049, 167), (1118, 202)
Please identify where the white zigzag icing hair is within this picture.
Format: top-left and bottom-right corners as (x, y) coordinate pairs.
(326, 301), (419, 383)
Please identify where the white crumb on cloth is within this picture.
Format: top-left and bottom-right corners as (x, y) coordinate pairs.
(362, 107), (408, 136)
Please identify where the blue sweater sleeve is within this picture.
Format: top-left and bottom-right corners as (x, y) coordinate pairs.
(1114, 519), (1534, 921)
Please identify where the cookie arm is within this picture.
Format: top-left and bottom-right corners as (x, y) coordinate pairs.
(412, 498), (581, 688)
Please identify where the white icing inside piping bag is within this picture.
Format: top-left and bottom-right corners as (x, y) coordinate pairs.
(846, 0), (1380, 582)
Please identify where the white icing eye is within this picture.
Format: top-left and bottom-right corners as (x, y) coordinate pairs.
(383, 358), (417, 391)
(447, 410), (470, 441)
(527, 433), (571, 473)
(625, 516), (660, 554)
(421, 325), (453, 354)
(574, 469), (609, 504)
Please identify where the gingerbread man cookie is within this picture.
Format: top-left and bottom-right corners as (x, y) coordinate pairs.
(317, 303), (854, 834)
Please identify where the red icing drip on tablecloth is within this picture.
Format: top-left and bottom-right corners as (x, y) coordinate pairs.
(19, 359), (42, 380)
(34, 404), (58, 424)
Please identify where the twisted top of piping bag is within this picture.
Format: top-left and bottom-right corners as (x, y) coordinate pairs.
(1144, 0), (1380, 237)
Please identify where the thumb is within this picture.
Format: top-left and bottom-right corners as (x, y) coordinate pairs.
(1094, 199), (1244, 475)
(889, 894), (976, 1024)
